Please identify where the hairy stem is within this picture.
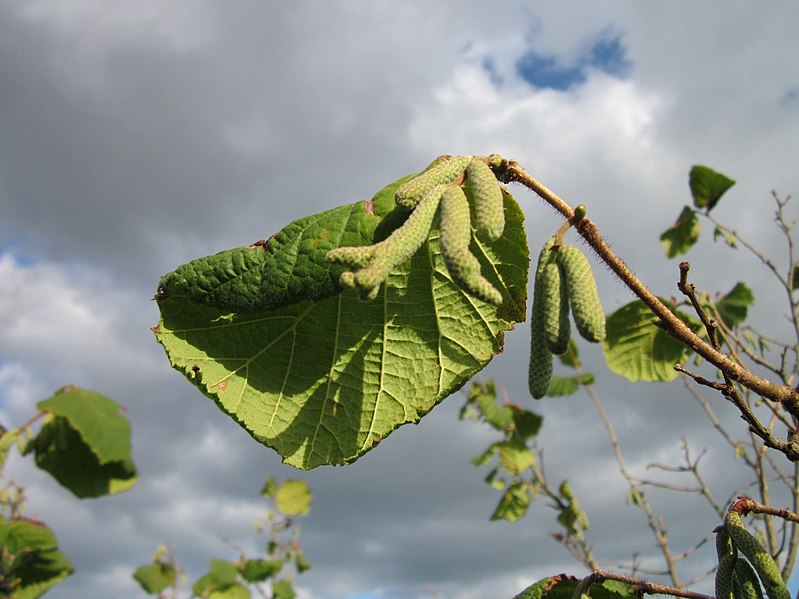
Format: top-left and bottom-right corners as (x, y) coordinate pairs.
(500, 160), (799, 454)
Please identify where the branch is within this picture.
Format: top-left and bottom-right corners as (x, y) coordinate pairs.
(578, 569), (713, 599)
(499, 160), (799, 440)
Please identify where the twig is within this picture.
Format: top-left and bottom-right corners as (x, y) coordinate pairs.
(578, 570), (713, 599)
(500, 160), (799, 427)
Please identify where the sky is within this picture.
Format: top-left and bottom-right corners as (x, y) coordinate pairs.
(1, 2), (799, 598)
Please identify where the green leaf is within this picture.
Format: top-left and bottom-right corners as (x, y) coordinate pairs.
(30, 416), (137, 499)
(546, 373), (594, 397)
(497, 440), (535, 475)
(193, 559), (244, 598)
(260, 476), (277, 498)
(154, 178), (529, 469)
(36, 387), (133, 465)
(556, 340), (580, 369)
(275, 479), (311, 516)
(714, 282), (754, 328)
(0, 516), (74, 599)
(158, 174), (417, 314)
(272, 578), (296, 599)
(660, 206), (700, 258)
(514, 576), (638, 599)
(239, 558), (284, 583)
(293, 550), (312, 573)
(603, 299), (699, 382)
(132, 562), (176, 594)
(491, 481), (530, 522)
(476, 394), (514, 432)
(511, 408), (543, 442)
(713, 226), (737, 249)
(689, 165), (735, 211)
(31, 387), (136, 498)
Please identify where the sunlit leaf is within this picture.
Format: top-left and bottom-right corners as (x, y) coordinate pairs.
(491, 481), (530, 522)
(603, 300), (700, 382)
(155, 175), (528, 469)
(689, 165), (735, 211)
(132, 562), (176, 594)
(275, 479), (311, 516)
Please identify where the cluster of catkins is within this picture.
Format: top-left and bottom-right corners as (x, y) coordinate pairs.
(716, 509), (790, 599)
(326, 155), (505, 305)
(528, 237), (606, 398)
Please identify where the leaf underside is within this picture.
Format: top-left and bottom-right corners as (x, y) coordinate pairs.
(154, 176), (528, 469)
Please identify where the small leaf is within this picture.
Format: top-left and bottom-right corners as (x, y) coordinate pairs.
(713, 226), (737, 249)
(272, 578), (297, 599)
(275, 479), (312, 516)
(30, 416), (137, 498)
(477, 394), (514, 432)
(513, 576), (637, 599)
(792, 264), (799, 291)
(714, 282), (754, 328)
(546, 374), (594, 397)
(293, 550), (312, 573)
(689, 165), (735, 211)
(239, 558), (284, 583)
(132, 562), (176, 594)
(260, 476), (277, 498)
(497, 440), (535, 476)
(557, 340), (581, 369)
(491, 481), (530, 522)
(603, 299), (700, 382)
(192, 559), (243, 597)
(660, 206), (700, 258)
(511, 408), (543, 442)
(0, 516), (74, 598)
(36, 387), (133, 465)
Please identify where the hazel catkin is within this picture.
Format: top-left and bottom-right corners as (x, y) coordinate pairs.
(557, 245), (606, 343)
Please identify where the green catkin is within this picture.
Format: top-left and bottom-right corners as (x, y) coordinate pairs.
(716, 526), (737, 599)
(529, 238), (557, 399)
(395, 155), (473, 209)
(733, 558), (765, 599)
(557, 245), (606, 343)
(715, 553), (737, 599)
(466, 158), (505, 241)
(324, 244), (376, 268)
(439, 185), (503, 305)
(542, 259), (571, 355)
(328, 183), (446, 300)
(725, 510), (790, 599)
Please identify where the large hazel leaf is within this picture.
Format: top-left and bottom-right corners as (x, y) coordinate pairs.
(154, 174), (528, 469)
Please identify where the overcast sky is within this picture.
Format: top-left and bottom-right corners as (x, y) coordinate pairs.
(2, 2), (799, 598)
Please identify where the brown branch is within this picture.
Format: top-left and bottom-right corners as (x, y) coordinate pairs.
(499, 159), (799, 441)
(580, 570), (713, 599)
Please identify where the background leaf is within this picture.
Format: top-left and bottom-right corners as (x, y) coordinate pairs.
(660, 206), (700, 258)
(155, 181), (528, 469)
(275, 479), (311, 516)
(602, 300), (699, 382)
(32, 387), (137, 498)
(713, 282), (754, 328)
(689, 164), (735, 211)
(0, 517), (74, 599)
(132, 562), (176, 594)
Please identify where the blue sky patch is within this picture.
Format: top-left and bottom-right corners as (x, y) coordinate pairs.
(514, 30), (631, 91)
